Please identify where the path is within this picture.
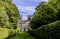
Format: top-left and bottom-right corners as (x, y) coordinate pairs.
(8, 32), (36, 39)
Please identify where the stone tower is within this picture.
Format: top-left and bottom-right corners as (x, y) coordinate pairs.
(27, 15), (31, 21)
(18, 15), (22, 27)
(18, 15), (22, 23)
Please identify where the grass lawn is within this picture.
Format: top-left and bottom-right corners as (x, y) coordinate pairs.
(8, 32), (36, 39)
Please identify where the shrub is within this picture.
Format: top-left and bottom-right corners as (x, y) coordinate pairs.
(0, 28), (9, 39)
(29, 20), (60, 39)
(7, 29), (16, 38)
(6, 28), (20, 39)
(0, 28), (16, 39)
(15, 28), (20, 34)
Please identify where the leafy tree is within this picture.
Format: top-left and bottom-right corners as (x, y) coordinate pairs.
(30, 0), (60, 29)
(0, 7), (10, 28)
(0, 0), (20, 29)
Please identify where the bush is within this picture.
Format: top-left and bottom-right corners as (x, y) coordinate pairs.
(0, 28), (9, 39)
(15, 28), (20, 34)
(29, 20), (60, 39)
(0, 28), (16, 39)
(6, 28), (21, 39)
(7, 29), (16, 38)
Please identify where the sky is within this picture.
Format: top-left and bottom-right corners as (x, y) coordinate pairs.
(13, 0), (48, 20)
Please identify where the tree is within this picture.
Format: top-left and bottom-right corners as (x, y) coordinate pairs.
(0, 0), (20, 29)
(30, 0), (60, 29)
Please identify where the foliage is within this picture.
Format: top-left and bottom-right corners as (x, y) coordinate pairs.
(29, 20), (60, 39)
(7, 29), (16, 38)
(15, 28), (20, 34)
(30, 0), (60, 29)
(29, 0), (60, 39)
(0, 28), (16, 39)
(48, 0), (60, 3)
(48, 0), (58, 2)
(0, 28), (9, 39)
(0, 0), (20, 29)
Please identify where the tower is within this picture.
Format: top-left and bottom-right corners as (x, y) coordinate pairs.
(19, 15), (22, 21)
(27, 15), (31, 21)
(18, 15), (22, 26)
(18, 15), (22, 29)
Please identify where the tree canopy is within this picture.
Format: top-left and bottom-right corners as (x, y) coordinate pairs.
(30, 0), (60, 29)
(0, 0), (20, 29)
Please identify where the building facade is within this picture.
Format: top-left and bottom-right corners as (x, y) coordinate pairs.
(18, 15), (31, 31)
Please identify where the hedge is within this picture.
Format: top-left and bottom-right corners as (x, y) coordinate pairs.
(29, 20), (60, 39)
(0, 28), (16, 39)
(0, 28), (9, 39)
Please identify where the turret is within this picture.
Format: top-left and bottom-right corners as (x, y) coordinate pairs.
(27, 15), (31, 21)
(19, 15), (22, 20)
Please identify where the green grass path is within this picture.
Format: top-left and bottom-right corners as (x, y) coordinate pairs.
(8, 32), (36, 39)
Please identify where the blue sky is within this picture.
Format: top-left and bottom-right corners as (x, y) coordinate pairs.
(13, 0), (48, 20)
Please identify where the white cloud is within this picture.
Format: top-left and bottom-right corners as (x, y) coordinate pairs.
(41, 0), (48, 2)
(13, 0), (23, 5)
(17, 6), (35, 13)
(13, 0), (48, 20)
(29, 0), (40, 2)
